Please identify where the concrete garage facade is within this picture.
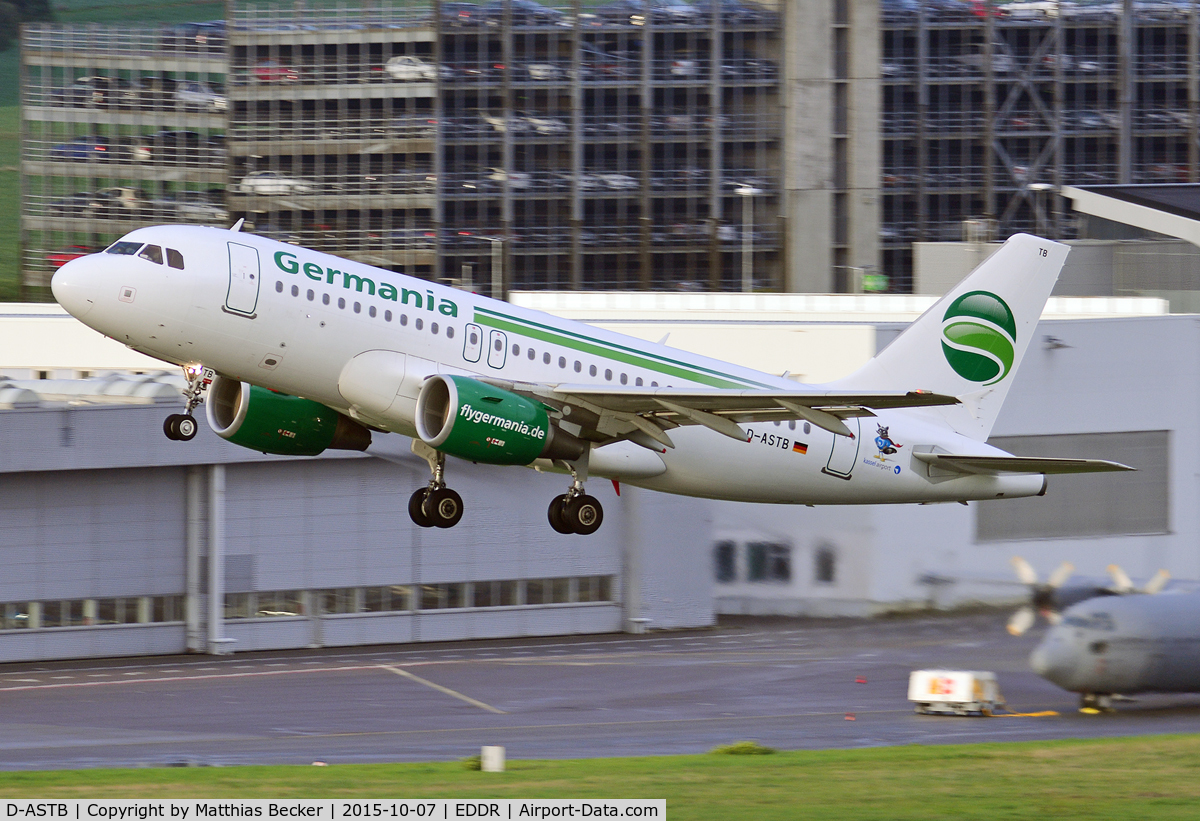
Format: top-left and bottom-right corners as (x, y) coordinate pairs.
(0, 404), (712, 662)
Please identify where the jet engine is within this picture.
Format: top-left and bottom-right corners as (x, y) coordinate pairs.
(206, 375), (372, 456)
(416, 374), (585, 465)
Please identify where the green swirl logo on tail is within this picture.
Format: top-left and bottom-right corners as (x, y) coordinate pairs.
(941, 291), (1017, 385)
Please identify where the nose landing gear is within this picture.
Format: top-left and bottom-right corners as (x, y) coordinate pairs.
(164, 364), (212, 442)
(409, 440), (464, 529)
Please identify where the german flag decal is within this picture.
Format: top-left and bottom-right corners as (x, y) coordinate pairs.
(792, 441), (808, 455)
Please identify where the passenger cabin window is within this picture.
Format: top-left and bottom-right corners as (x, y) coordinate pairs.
(137, 245), (163, 264)
(166, 249), (185, 270)
(106, 241), (143, 255)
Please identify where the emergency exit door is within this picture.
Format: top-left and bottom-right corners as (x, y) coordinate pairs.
(822, 417), (861, 480)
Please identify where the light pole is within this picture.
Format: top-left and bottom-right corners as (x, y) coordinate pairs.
(489, 236), (503, 300)
(458, 234), (505, 300)
(736, 185), (762, 293)
(1027, 182), (1055, 238)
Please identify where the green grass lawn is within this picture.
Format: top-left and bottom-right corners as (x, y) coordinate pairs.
(1, 736), (1200, 820)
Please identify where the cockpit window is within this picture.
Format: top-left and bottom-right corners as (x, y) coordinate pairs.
(138, 244), (163, 264)
(106, 241), (143, 255)
(166, 248), (184, 270)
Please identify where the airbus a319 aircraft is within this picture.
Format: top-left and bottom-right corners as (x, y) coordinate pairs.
(51, 225), (1131, 535)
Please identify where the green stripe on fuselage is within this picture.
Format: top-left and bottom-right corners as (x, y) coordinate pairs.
(473, 306), (771, 389)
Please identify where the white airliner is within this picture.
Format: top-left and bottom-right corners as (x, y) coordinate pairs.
(51, 225), (1131, 534)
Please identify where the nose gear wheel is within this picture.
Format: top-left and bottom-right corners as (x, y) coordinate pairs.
(164, 364), (210, 442)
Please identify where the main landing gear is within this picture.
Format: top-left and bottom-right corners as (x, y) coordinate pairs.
(408, 441), (464, 529)
(547, 462), (604, 536)
(164, 364), (210, 442)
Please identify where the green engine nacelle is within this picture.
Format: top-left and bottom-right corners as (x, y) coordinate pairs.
(416, 374), (584, 466)
(206, 375), (372, 456)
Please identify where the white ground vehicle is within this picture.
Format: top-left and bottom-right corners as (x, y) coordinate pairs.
(385, 56), (438, 81)
(237, 171), (316, 195)
(908, 670), (1005, 716)
(175, 82), (226, 112)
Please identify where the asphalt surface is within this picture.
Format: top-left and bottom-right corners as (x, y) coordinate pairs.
(2, 612), (1199, 770)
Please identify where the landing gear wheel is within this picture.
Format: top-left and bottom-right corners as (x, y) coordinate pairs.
(425, 487), (464, 529)
(547, 494), (573, 534)
(564, 494), (604, 535)
(175, 414), (198, 441)
(163, 414), (181, 441)
(408, 488), (435, 528)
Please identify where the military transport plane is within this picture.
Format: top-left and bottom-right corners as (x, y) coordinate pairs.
(50, 225), (1131, 534)
(1031, 591), (1200, 711)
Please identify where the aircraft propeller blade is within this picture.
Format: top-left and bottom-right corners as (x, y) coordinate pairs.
(1046, 561), (1075, 589)
(1144, 569), (1171, 595)
(1011, 556), (1038, 586)
(1107, 564), (1134, 594)
(1007, 606), (1036, 636)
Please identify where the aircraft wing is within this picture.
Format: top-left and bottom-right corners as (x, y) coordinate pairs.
(482, 381), (958, 446)
(913, 453), (1135, 475)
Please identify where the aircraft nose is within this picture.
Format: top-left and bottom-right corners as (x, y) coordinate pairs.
(1030, 631), (1076, 687)
(51, 256), (96, 318)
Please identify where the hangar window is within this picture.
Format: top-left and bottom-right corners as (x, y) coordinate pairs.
(362, 585), (411, 612)
(320, 588), (359, 614)
(748, 542), (792, 583)
(977, 431), (1169, 541)
(714, 540), (736, 582)
(1, 602), (30, 629)
(95, 597), (140, 625)
(525, 579), (546, 605)
(256, 591), (304, 617)
(814, 543), (837, 584)
(551, 577), (571, 603)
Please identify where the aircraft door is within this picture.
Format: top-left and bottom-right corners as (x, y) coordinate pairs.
(822, 417), (861, 479)
(225, 242), (261, 317)
(486, 329), (507, 369)
(463, 323), (483, 363)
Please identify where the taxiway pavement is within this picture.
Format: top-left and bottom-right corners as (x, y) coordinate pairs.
(2, 613), (1198, 770)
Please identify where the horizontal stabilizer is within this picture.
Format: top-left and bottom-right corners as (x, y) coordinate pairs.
(913, 453), (1135, 475)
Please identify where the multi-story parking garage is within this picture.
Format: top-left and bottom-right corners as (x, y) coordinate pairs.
(882, 0), (1200, 285)
(20, 0), (783, 295)
(20, 2), (1200, 297)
